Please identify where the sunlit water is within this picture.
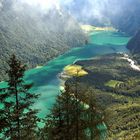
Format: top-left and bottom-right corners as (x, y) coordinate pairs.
(0, 31), (131, 119)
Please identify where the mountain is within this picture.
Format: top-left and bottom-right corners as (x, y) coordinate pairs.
(61, 0), (140, 35)
(127, 30), (140, 64)
(127, 30), (140, 54)
(110, 0), (140, 35)
(0, 0), (86, 80)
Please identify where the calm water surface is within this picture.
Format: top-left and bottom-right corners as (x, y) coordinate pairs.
(0, 31), (131, 118)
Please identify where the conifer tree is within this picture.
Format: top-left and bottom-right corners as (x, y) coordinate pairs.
(71, 74), (87, 140)
(42, 71), (107, 140)
(44, 79), (87, 140)
(86, 90), (101, 140)
(42, 82), (85, 140)
(47, 85), (79, 140)
(0, 54), (39, 140)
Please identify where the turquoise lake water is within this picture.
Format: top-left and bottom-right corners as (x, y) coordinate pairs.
(0, 31), (131, 118)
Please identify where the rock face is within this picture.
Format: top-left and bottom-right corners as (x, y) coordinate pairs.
(127, 30), (140, 54)
(0, 0), (86, 80)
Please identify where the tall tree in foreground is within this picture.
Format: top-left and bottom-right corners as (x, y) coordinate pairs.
(85, 89), (107, 140)
(43, 84), (86, 140)
(0, 54), (39, 140)
(42, 70), (107, 140)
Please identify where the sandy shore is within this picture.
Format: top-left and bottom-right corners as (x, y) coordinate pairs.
(81, 24), (117, 33)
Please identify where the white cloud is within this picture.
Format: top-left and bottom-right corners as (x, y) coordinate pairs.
(0, 0), (3, 9)
(20, 0), (60, 10)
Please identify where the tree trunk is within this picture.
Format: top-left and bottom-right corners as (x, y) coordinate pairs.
(15, 83), (20, 140)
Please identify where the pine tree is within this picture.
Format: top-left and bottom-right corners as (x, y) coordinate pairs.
(70, 73), (87, 140)
(42, 70), (107, 140)
(0, 54), (39, 140)
(44, 82), (85, 140)
(47, 85), (78, 140)
(44, 77), (87, 140)
(85, 88), (107, 140)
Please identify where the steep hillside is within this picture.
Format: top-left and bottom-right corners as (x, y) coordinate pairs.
(110, 0), (140, 35)
(0, 0), (86, 80)
(127, 30), (140, 64)
(127, 30), (140, 53)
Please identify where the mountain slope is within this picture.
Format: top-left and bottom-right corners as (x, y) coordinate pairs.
(65, 54), (140, 139)
(127, 30), (140, 64)
(127, 30), (140, 54)
(0, 0), (86, 80)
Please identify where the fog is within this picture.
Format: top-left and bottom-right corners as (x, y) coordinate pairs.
(0, 0), (61, 14)
(1, 0), (140, 23)
(20, 0), (61, 12)
(0, 0), (140, 34)
(59, 0), (140, 27)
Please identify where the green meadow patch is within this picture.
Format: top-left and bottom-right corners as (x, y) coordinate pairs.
(105, 80), (123, 88)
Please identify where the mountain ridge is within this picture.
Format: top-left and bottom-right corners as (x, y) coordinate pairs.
(0, 0), (86, 80)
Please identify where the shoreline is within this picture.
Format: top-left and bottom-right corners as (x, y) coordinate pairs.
(81, 24), (117, 34)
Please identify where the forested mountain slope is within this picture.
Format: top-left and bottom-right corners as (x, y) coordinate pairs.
(66, 54), (140, 139)
(0, 0), (86, 80)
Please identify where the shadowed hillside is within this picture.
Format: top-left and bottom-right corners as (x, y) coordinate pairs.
(127, 30), (140, 64)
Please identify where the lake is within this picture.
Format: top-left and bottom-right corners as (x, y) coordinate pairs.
(0, 31), (131, 118)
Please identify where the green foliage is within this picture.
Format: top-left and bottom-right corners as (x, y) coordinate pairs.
(41, 79), (106, 140)
(105, 80), (123, 88)
(0, 55), (40, 140)
(74, 54), (140, 139)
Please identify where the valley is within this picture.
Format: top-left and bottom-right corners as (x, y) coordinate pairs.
(0, 0), (86, 81)
(0, 0), (140, 139)
(0, 30), (130, 118)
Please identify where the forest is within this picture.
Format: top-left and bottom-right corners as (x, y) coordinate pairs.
(0, 55), (107, 140)
(0, 0), (140, 140)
